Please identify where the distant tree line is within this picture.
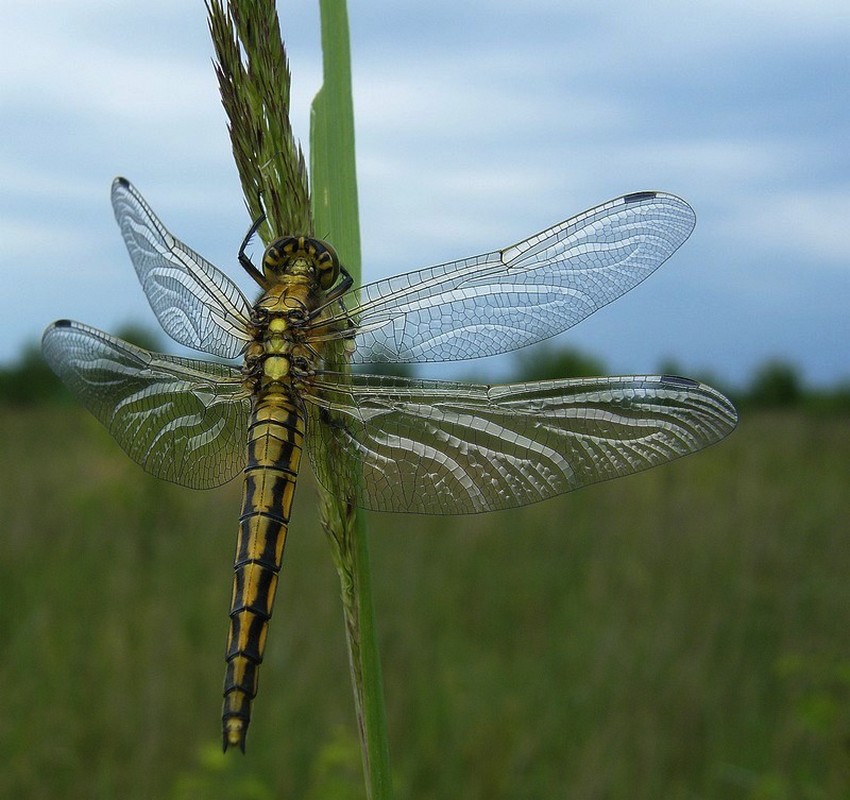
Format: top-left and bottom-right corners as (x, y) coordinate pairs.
(511, 347), (850, 414)
(1, 333), (848, 413)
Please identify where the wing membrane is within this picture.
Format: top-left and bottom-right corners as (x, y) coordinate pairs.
(309, 192), (696, 363)
(111, 177), (252, 359)
(42, 320), (250, 488)
(304, 372), (737, 514)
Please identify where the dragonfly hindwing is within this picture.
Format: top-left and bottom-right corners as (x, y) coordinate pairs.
(43, 320), (251, 488)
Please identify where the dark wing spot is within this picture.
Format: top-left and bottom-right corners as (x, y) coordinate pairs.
(624, 191), (658, 203)
(660, 374), (699, 388)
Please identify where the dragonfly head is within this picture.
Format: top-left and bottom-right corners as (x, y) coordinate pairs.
(262, 236), (340, 289)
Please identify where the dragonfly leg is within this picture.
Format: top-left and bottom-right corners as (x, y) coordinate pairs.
(332, 269), (358, 351)
(323, 267), (354, 303)
(307, 267), (356, 335)
(238, 212), (269, 287)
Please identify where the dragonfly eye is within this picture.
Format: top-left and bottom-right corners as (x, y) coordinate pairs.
(312, 239), (340, 290)
(262, 236), (340, 289)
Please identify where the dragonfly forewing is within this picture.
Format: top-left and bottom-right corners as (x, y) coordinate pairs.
(309, 191), (696, 364)
(111, 177), (253, 359)
(303, 372), (737, 515)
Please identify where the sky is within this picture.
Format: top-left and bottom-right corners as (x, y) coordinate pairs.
(1, 0), (848, 389)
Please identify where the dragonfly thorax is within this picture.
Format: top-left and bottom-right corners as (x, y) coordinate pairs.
(262, 236), (339, 289)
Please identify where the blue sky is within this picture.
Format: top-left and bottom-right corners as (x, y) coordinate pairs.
(2, 1), (848, 388)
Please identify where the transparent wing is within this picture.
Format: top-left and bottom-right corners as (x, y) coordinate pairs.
(308, 191), (696, 363)
(111, 177), (253, 359)
(42, 320), (251, 488)
(303, 372), (737, 514)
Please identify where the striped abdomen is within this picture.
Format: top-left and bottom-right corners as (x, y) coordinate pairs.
(222, 393), (305, 752)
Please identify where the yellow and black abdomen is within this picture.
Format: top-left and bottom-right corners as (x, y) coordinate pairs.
(222, 393), (305, 752)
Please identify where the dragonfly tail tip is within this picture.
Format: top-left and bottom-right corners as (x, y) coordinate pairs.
(222, 720), (249, 754)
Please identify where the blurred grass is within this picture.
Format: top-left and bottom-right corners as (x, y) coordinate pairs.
(1, 406), (849, 799)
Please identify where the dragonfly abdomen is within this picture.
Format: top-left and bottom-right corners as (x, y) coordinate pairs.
(222, 395), (305, 752)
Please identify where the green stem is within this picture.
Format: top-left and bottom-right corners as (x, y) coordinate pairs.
(320, 496), (393, 799)
(311, 1), (394, 796)
(348, 512), (393, 799)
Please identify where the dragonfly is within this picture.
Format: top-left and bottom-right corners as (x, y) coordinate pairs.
(43, 178), (737, 752)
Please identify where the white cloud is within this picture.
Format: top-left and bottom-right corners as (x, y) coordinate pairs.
(1, 0), (848, 384)
(1, 32), (217, 127)
(723, 188), (850, 266)
(0, 215), (99, 265)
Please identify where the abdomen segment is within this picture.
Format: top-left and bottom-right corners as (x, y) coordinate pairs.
(222, 396), (305, 752)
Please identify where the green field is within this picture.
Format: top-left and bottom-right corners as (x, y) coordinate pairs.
(1, 406), (848, 799)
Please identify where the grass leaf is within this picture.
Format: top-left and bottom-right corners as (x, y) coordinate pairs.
(310, 2), (393, 798)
